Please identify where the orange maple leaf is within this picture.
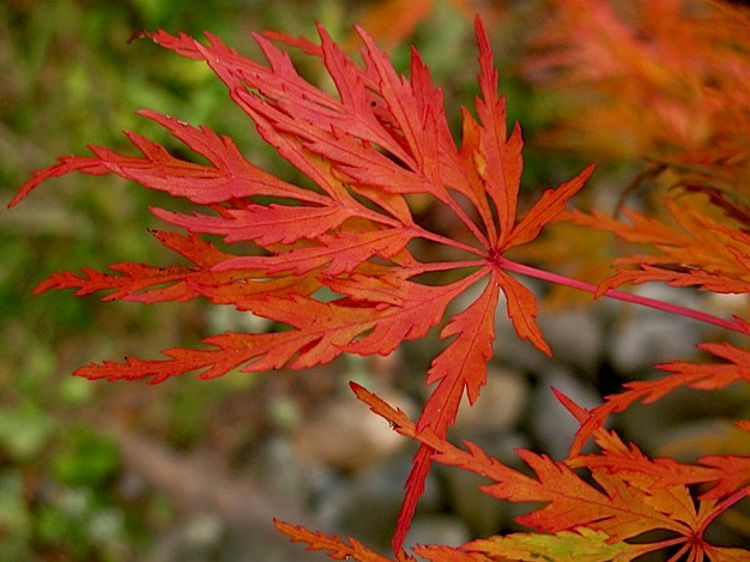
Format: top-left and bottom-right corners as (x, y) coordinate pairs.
(565, 199), (750, 296)
(273, 519), (415, 562)
(354, 382), (750, 561)
(11, 15), (747, 556)
(525, 0), (750, 193)
(9, 18), (594, 552)
(566, 342), (750, 465)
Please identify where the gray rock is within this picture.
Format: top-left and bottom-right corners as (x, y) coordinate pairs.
(292, 387), (417, 472)
(404, 515), (470, 552)
(442, 463), (508, 538)
(453, 367), (528, 434)
(608, 284), (706, 373)
(538, 306), (604, 373)
(531, 367), (601, 459)
(322, 455), (441, 551)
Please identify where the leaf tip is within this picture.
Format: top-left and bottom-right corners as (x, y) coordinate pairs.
(473, 14), (488, 46)
(126, 30), (149, 44)
(551, 387), (589, 423)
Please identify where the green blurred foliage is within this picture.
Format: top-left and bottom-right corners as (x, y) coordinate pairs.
(0, 1), (504, 559)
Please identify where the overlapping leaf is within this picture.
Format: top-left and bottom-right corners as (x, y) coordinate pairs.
(9, 17), (594, 553)
(564, 342), (750, 499)
(525, 0), (750, 198)
(417, 528), (649, 562)
(353, 382), (750, 561)
(565, 200), (750, 296)
(565, 343), (750, 451)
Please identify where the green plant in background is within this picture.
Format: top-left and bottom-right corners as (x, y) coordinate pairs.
(1, 2), (410, 559)
(8, 0), (750, 559)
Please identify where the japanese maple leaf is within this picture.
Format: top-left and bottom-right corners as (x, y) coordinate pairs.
(566, 341), (750, 469)
(24, 16), (732, 554)
(354, 383), (750, 561)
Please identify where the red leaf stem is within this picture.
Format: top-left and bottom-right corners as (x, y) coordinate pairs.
(498, 257), (750, 335)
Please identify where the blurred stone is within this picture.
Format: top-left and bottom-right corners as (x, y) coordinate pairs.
(531, 367), (601, 459)
(404, 515), (470, 552)
(292, 387), (417, 473)
(453, 367), (528, 434)
(442, 466), (506, 538)
(144, 512), (224, 562)
(219, 526), (331, 562)
(119, 468), (148, 500)
(608, 284), (706, 373)
(143, 514), (330, 562)
(538, 307), (603, 373)
(439, 431), (529, 538)
(181, 512), (223, 549)
(321, 455), (441, 550)
(205, 305), (270, 334)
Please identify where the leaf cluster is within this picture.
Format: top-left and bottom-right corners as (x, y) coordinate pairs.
(9, 2), (750, 560)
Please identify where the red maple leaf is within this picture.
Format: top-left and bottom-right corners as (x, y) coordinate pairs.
(12, 16), (745, 556)
(8, 18), (592, 551)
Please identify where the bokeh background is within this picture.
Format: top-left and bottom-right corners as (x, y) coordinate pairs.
(2, 1), (749, 560)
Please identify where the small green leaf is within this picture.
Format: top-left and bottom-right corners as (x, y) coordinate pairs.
(461, 527), (646, 562)
(0, 403), (54, 461)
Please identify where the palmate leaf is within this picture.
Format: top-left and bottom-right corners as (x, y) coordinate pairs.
(556, 390), (750, 522)
(353, 383), (750, 561)
(10, 17), (596, 554)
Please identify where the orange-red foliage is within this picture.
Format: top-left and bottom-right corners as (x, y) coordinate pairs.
(10, 4), (750, 559)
